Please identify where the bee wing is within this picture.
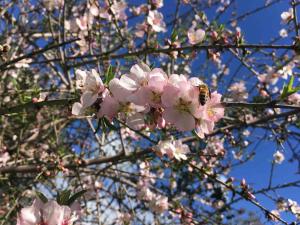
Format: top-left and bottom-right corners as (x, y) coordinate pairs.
(189, 77), (205, 87)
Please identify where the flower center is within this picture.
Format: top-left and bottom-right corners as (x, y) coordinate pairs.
(175, 98), (191, 112)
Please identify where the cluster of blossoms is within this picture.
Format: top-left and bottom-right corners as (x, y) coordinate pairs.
(17, 199), (80, 225)
(279, 7), (294, 38)
(270, 198), (300, 221)
(72, 63), (224, 139)
(136, 162), (169, 214)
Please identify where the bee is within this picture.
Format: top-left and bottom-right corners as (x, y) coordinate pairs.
(198, 84), (211, 106)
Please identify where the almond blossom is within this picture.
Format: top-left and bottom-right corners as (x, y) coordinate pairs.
(156, 139), (190, 161)
(281, 8), (294, 23)
(161, 74), (200, 131)
(228, 81), (248, 101)
(187, 27), (205, 45)
(0, 151), (9, 167)
(147, 10), (166, 32)
(17, 199), (79, 225)
(279, 28), (288, 38)
(199, 91), (224, 122)
(72, 69), (105, 115)
(149, 195), (168, 214)
(151, 0), (163, 8)
(278, 63), (294, 80)
(288, 93), (300, 104)
(273, 151), (285, 164)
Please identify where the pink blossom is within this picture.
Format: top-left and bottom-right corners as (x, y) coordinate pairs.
(149, 195), (168, 214)
(161, 74), (200, 131)
(228, 81), (248, 101)
(118, 212), (132, 224)
(99, 93), (147, 130)
(187, 28), (205, 45)
(111, 0), (127, 21)
(195, 119), (215, 139)
(17, 199), (79, 225)
(133, 68), (168, 107)
(135, 23), (148, 38)
(75, 14), (93, 31)
(147, 10), (166, 33)
(257, 73), (279, 85)
(89, 3), (99, 17)
(198, 91), (224, 122)
(0, 151), (10, 167)
(137, 181), (155, 201)
(288, 93), (300, 104)
(156, 139), (190, 161)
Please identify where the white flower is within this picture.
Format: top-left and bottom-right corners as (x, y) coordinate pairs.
(147, 10), (166, 32)
(278, 63), (294, 79)
(187, 28), (205, 45)
(281, 8), (293, 23)
(273, 151), (284, 164)
(279, 28), (288, 38)
(156, 139), (190, 161)
(72, 69), (104, 115)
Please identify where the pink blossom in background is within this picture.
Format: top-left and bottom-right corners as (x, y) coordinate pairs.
(75, 14), (93, 31)
(195, 119), (215, 139)
(288, 93), (300, 105)
(147, 10), (166, 32)
(0, 151), (10, 167)
(156, 139), (190, 161)
(89, 2), (99, 17)
(135, 23), (148, 38)
(149, 195), (168, 214)
(111, 0), (127, 21)
(17, 199), (79, 225)
(228, 81), (248, 101)
(187, 27), (205, 45)
(117, 212), (132, 224)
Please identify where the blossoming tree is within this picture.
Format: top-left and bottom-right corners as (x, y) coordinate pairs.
(1, 0), (300, 224)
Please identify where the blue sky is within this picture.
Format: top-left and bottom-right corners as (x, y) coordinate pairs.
(158, 0), (300, 223)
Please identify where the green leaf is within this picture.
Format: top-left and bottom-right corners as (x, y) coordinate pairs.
(281, 75), (300, 99)
(105, 65), (114, 85)
(57, 190), (71, 205)
(36, 191), (48, 203)
(67, 190), (87, 205)
(287, 75), (295, 91)
(171, 29), (178, 42)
